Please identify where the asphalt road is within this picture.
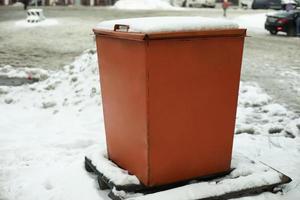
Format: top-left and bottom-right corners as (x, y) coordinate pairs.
(242, 34), (300, 113)
(0, 6), (267, 69)
(0, 6), (299, 112)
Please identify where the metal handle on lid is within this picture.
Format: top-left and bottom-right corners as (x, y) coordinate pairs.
(114, 24), (130, 32)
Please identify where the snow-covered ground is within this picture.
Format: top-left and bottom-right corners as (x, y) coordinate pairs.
(0, 50), (299, 200)
(15, 18), (59, 28)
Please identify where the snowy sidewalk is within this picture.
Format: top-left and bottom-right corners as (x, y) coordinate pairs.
(0, 50), (299, 200)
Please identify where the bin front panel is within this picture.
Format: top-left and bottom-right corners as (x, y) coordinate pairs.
(147, 36), (245, 186)
(96, 36), (149, 184)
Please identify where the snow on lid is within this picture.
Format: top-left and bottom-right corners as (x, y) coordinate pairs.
(95, 16), (239, 34)
(114, 0), (176, 10)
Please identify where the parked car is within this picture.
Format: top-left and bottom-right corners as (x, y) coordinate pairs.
(185, 0), (216, 8)
(265, 10), (300, 36)
(252, 0), (281, 9)
(242, 0), (299, 9)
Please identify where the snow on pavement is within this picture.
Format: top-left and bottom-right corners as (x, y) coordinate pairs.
(0, 50), (300, 200)
(0, 50), (108, 200)
(15, 19), (59, 28)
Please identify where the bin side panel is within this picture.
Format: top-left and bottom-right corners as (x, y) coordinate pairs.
(96, 36), (149, 185)
(147, 36), (245, 186)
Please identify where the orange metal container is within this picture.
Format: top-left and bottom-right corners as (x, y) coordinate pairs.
(94, 27), (246, 187)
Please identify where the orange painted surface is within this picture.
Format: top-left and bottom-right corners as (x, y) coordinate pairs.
(94, 29), (246, 186)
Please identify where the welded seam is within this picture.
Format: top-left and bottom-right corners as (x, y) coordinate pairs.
(145, 38), (151, 186)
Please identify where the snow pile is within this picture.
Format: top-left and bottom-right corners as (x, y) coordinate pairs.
(96, 17), (238, 33)
(0, 50), (104, 200)
(0, 49), (100, 110)
(15, 19), (59, 28)
(114, 0), (175, 10)
(0, 50), (300, 200)
(236, 82), (300, 138)
(0, 65), (49, 80)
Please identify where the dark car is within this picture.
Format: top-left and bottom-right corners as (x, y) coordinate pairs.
(252, 0), (282, 9)
(265, 10), (300, 36)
